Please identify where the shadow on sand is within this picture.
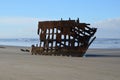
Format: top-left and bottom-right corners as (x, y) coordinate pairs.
(85, 54), (120, 57)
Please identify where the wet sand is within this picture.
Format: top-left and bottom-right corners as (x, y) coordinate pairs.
(0, 45), (120, 80)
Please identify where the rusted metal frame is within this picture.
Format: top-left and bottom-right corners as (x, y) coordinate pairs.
(33, 19), (97, 57)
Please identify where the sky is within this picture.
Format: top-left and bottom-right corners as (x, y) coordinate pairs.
(0, 0), (120, 38)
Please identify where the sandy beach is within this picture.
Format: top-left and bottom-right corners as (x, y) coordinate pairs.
(0, 45), (120, 80)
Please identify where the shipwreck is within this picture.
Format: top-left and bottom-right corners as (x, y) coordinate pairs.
(31, 18), (97, 57)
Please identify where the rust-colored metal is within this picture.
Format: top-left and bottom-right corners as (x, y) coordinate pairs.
(31, 18), (97, 57)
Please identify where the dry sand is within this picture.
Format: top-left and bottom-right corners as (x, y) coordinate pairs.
(0, 45), (120, 80)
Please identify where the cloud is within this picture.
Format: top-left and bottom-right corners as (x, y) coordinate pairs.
(91, 18), (120, 38)
(91, 18), (120, 28)
(0, 17), (53, 24)
(0, 17), (42, 38)
(0, 17), (120, 38)
(0, 17), (59, 38)
(0, 17), (38, 24)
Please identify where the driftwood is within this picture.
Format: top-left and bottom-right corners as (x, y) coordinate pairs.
(31, 18), (97, 57)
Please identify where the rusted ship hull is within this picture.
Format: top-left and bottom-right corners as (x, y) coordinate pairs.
(31, 18), (97, 57)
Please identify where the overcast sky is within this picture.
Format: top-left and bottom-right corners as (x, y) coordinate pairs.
(0, 0), (120, 38)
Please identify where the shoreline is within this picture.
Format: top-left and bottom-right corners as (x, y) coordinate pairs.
(1, 44), (120, 49)
(1, 45), (120, 57)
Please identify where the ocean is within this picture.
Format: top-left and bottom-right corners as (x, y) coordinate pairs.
(0, 38), (120, 49)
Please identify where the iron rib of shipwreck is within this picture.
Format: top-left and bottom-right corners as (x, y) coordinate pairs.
(31, 18), (97, 57)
